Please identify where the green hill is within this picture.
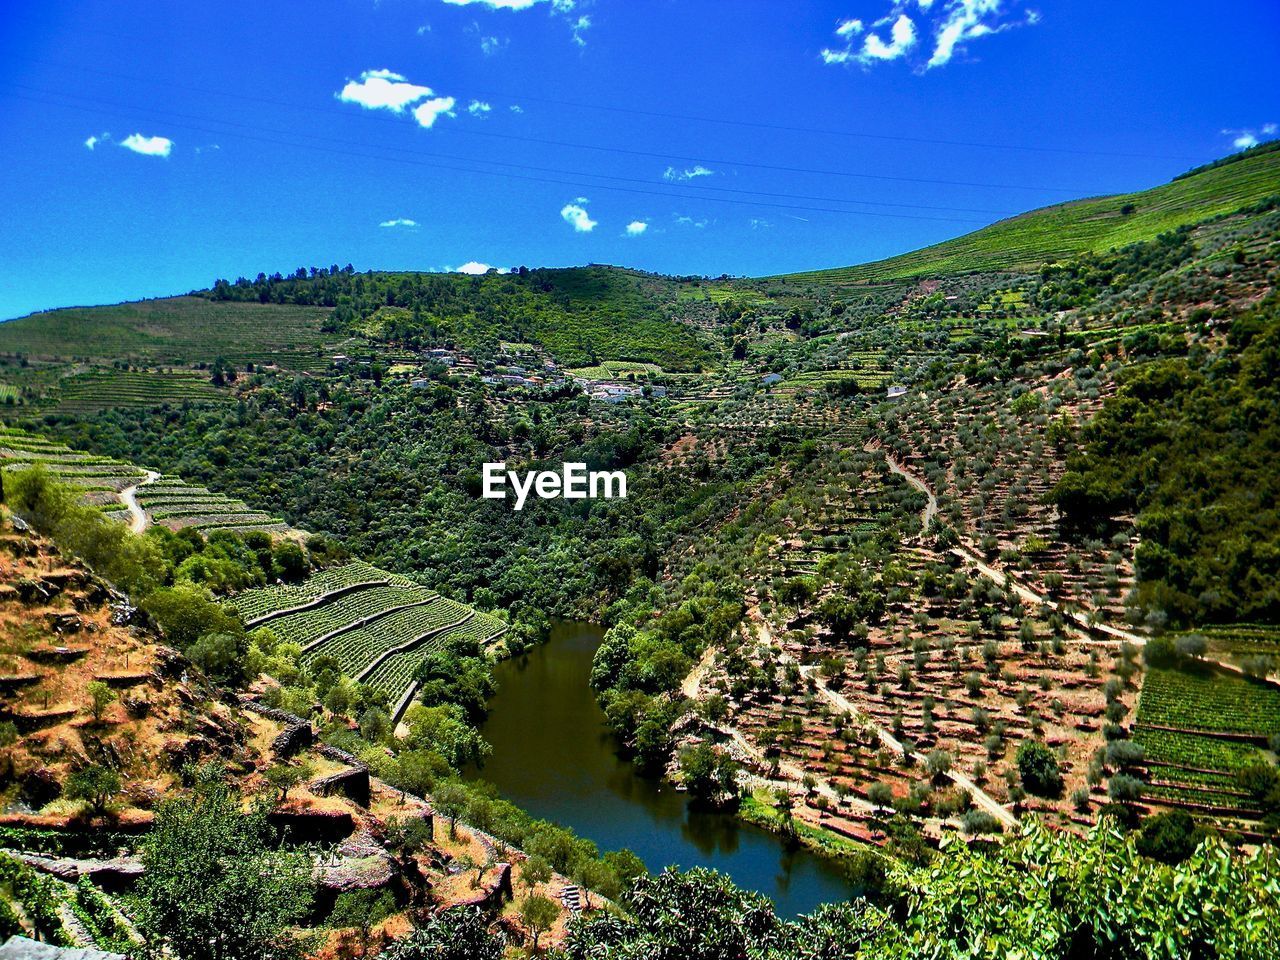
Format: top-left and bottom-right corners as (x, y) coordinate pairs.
(777, 141), (1280, 284)
(0, 296), (339, 369)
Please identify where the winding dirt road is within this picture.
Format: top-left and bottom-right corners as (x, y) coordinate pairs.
(120, 471), (160, 534)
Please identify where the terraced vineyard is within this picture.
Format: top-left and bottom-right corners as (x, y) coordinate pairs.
(0, 296), (339, 368)
(226, 561), (399, 624)
(227, 562), (505, 718)
(133, 478), (290, 533)
(0, 426), (147, 492)
(364, 610), (508, 715)
(1133, 667), (1280, 822)
(1136, 667), (1280, 738)
(46, 369), (232, 414)
(260, 585), (439, 648)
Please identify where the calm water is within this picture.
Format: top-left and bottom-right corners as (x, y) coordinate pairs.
(467, 619), (857, 918)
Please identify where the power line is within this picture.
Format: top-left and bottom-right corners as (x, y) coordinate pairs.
(10, 51), (1201, 163)
(5, 61), (1103, 194)
(12, 91), (996, 224)
(13, 84), (1016, 216)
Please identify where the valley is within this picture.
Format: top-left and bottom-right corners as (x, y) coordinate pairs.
(0, 142), (1277, 956)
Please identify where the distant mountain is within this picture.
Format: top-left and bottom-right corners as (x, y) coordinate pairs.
(777, 141), (1280, 284)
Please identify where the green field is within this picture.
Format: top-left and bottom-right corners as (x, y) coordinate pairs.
(226, 562), (505, 716)
(46, 370), (232, 414)
(778, 142), (1280, 283)
(0, 297), (338, 368)
(1136, 666), (1280, 738)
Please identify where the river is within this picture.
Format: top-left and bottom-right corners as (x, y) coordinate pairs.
(466, 619), (857, 918)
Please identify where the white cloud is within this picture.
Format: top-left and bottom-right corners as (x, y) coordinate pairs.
(625, 220), (648, 236)
(571, 14), (591, 46)
(823, 1), (1033, 70)
(84, 135), (99, 150)
(442, 0), (571, 9)
(928, 0), (1004, 68)
(509, 104), (524, 113)
(468, 100), (492, 116)
(862, 14), (917, 61)
(413, 96), (458, 128)
(479, 35), (507, 55)
(1223, 124), (1277, 150)
(561, 201), (597, 232)
(455, 261), (508, 274)
(120, 133), (173, 157)
(663, 164), (715, 182)
(380, 218), (418, 228)
(675, 215), (709, 229)
(749, 218), (772, 230)
(339, 69), (433, 112)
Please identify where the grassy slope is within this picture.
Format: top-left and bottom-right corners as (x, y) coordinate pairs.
(777, 142), (1280, 284)
(0, 297), (337, 366)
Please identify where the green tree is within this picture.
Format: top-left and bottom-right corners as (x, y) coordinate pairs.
(521, 854), (553, 892)
(520, 894), (559, 951)
(382, 908), (503, 960)
(138, 769), (314, 960)
(86, 680), (117, 724)
(1015, 740), (1062, 797)
(65, 765), (121, 816)
(329, 889), (395, 957)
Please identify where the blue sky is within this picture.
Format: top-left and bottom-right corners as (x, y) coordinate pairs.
(1, 0), (1277, 319)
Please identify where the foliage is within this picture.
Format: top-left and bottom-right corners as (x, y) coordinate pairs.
(1015, 740), (1063, 798)
(381, 907), (505, 960)
(1050, 294), (1280, 625)
(137, 768), (314, 960)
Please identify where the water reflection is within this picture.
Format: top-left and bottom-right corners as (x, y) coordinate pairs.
(466, 620), (856, 917)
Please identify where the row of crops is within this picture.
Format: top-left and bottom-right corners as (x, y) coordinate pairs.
(0, 426), (148, 493)
(133, 477), (289, 534)
(260, 585), (439, 648)
(225, 561), (506, 719)
(298, 597), (474, 676)
(1132, 665), (1280, 819)
(1135, 667), (1280, 738)
(44, 369), (231, 414)
(364, 611), (508, 715)
(225, 561), (401, 623)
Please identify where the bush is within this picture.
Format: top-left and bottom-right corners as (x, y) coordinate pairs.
(1016, 741), (1062, 797)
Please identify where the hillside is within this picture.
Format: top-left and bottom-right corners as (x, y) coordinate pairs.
(778, 141), (1280, 284)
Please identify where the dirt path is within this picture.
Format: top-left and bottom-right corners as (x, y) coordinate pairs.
(681, 644), (718, 699)
(120, 470), (161, 534)
(881, 450), (937, 534)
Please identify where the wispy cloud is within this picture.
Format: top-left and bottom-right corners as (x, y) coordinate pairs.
(479, 35), (507, 55)
(413, 97), (458, 127)
(675, 215), (709, 229)
(561, 200), (597, 232)
(663, 164), (715, 182)
(1223, 123), (1277, 150)
(380, 218), (419, 228)
(120, 133), (173, 157)
(823, 1), (1035, 71)
(84, 134), (103, 150)
(468, 100), (493, 116)
(338, 69), (434, 111)
(440, 0), (584, 44)
(625, 220), (648, 236)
